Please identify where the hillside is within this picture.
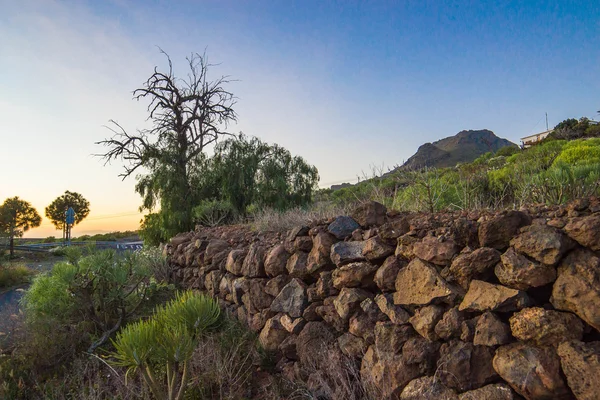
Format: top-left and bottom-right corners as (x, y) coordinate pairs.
(400, 129), (516, 170)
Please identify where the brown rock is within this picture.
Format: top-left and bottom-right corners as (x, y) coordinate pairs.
(204, 270), (224, 296)
(564, 214), (600, 250)
(361, 345), (422, 398)
(448, 247), (501, 289)
(551, 248), (600, 332)
(296, 321), (335, 369)
(374, 255), (407, 292)
(242, 243), (267, 277)
(396, 234), (420, 259)
(460, 316), (479, 342)
(363, 236), (395, 262)
(375, 321), (415, 354)
(413, 235), (459, 266)
(479, 211), (531, 250)
(242, 278), (272, 313)
(557, 340), (600, 400)
(509, 307), (584, 346)
(337, 332), (367, 358)
(375, 293), (411, 324)
(280, 314), (306, 334)
(225, 249), (247, 275)
(264, 244), (290, 277)
(394, 258), (459, 306)
(330, 241), (366, 266)
(264, 274), (291, 297)
(459, 280), (530, 312)
(270, 278), (308, 317)
(458, 383), (518, 400)
(352, 201), (387, 227)
(409, 305), (445, 341)
(332, 261), (378, 288)
(496, 247), (557, 290)
(204, 239), (229, 264)
(279, 334), (298, 360)
(493, 343), (572, 400)
(315, 270), (339, 298)
(401, 336), (440, 374)
(333, 287), (371, 320)
(379, 217), (411, 241)
(248, 309), (275, 333)
(292, 236), (313, 253)
(348, 298), (387, 344)
(435, 307), (464, 341)
(286, 251), (310, 279)
(302, 302), (322, 322)
(307, 231), (336, 273)
(510, 224), (574, 265)
(315, 300), (347, 332)
(437, 340), (498, 392)
(473, 311), (511, 347)
(259, 315), (289, 352)
(400, 376), (458, 400)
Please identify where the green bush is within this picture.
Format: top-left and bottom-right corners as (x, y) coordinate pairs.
(192, 199), (236, 227)
(0, 263), (34, 289)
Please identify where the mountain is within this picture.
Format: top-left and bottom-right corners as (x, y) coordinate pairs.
(399, 129), (516, 171)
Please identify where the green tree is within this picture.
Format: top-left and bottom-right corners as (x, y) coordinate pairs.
(0, 197), (42, 257)
(45, 190), (90, 231)
(97, 51), (237, 241)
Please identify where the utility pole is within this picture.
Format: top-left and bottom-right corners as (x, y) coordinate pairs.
(546, 112), (549, 131)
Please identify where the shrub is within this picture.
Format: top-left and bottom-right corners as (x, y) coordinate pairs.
(0, 263), (34, 289)
(193, 199), (236, 227)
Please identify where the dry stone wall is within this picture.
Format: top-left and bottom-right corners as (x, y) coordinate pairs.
(166, 198), (600, 400)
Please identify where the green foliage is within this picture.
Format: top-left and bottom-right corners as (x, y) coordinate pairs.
(110, 291), (221, 400)
(550, 117), (600, 141)
(192, 199), (236, 227)
(0, 263), (34, 289)
(495, 145), (520, 157)
(44, 191), (90, 231)
(0, 197), (42, 257)
(139, 213), (169, 247)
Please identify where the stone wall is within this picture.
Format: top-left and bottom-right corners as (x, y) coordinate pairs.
(166, 199), (600, 400)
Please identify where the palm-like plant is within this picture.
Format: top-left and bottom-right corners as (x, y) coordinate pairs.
(110, 291), (221, 400)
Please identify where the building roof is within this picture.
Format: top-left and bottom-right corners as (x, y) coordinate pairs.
(520, 129), (553, 141)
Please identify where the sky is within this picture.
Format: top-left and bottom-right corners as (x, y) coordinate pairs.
(1, 0), (599, 238)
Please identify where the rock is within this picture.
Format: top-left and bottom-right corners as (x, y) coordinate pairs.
(400, 376), (458, 400)
(363, 236), (395, 262)
(459, 280), (530, 312)
(242, 278), (272, 313)
(394, 258), (459, 306)
(315, 270), (339, 298)
(287, 225), (309, 242)
(265, 274), (291, 297)
(479, 211), (531, 250)
(248, 309), (275, 333)
(495, 247), (557, 290)
(302, 302), (322, 322)
(296, 322), (335, 369)
(375, 293), (411, 324)
(510, 224), (574, 265)
(307, 231), (336, 273)
(401, 336), (440, 374)
(448, 247), (501, 289)
(352, 201), (387, 227)
(374, 255), (407, 292)
(413, 235), (459, 266)
(270, 278), (308, 317)
(337, 332), (367, 358)
(564, 214), (600, 250)
(396, 234), (420, 259)
(315, 299), (347, 332)
(550, 248), (600, 332)
(292, 236), (313, 253)
(409, 305), (445, 341)
(259, 315), (289, 352)
(280, 314), (306, 334)
(509, 307), (584, 346)
(264, 244), (290, 277)
(379, 217), (411, 241)
(375, 321), (415, 354)
(361, 345), (422, 398)
(333, 287), (371, 321)
(557, 340), (600, 400)
(330, 241), (366, 266)
(437, 340), (498, 392)
(204, 239), (230, 264)
(204, 270), (224, 296)
(473, 311), (511, 347)
(225, 249), (247, 275)
(332, 261), (379, 288)
(286, 251), (310, 279)
(493, 343), (572, 400)
(279, 334), (298, 360)
(460, 316), (479, 342)
(327, 216), (360, 240)
(458, 383), (518, 400)
(435, 307), (464, 341)
(242, 243), (266, 277)
(348, 298), (387, 344)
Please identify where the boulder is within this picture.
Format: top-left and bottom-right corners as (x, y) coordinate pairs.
(473, 311), (511, 347)
(400, 376), (458, 400)
(264, 274), (291, 297)
(332, 261), (378, 288)
(396, 234), (420, 259)
(225, 249), (247, 276)
(413, 235), (459, 266)
(458, 383), (518, 400)
(292, 236), (313, 253)
(401, 336), (440, 375)
(248, 309), (275, 333)
(459, 280), (529, 312)
(409, 305), (445, 341)
(264, 244), (290, 277)
(448, 247), (501, 289)
(509, 307), (584, 346)
(302, 302), (322, 322)
(557, 340), (600, 400)
(564, 214), (600, 250)
(315, 299), (347, 332)
(510, 224), (574, 265)
(307, 231), (336, 273)
(478, 211), (531, 250)
(280, 314), (306, 334)
(241, 243), (266, 277)
(460, 316), (479, 342)
(270, 278), (308, 318)
(286, 251), (310, 279)
(434, 307), (464, 341)
(204, 239), (229, 264)
(379, 217), (411, 241)
(296, 321), (335, 369)
(375, 321), (415, 354)
(352, 201), (387, 227)
(550, 248), (600, 332)
(315, 270), (339, 298)
(279, 334), (298, 360)
(259, 315), (289, 352)
(333, 287), (371, 321)
(374, 255), (407, 292)
(495, 247), (557, 290)
(394, 258), (459, 306)
(330, 241), (366, 266)
(361, 345), (422, 398)
(327, 216), (360, 240)
(337, 332), (367, 358)
(241, 278), (272, 313)
(348, 298), (387, 344)
(375, 293), (411, 324)
(437, 340), (498, 392)
(493, 342), (572, 400)
(363, 236), (395, 262)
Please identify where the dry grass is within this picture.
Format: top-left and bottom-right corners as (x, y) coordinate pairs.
(248, 202), (351, 232)
(0, 264), (34, 290)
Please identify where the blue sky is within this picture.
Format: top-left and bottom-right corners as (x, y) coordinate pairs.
(1, 0), (598, 236)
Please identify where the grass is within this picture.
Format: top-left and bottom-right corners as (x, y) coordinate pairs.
(0, 264), (35, 290)
(248, 202), (351, 232)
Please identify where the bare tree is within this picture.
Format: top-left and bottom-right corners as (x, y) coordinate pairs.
(97, 50), (237, 237)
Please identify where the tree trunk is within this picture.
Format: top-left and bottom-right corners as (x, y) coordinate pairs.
(9, 235), (14, 258)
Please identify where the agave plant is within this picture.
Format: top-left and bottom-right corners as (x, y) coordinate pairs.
(110, 291), (221, 400)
